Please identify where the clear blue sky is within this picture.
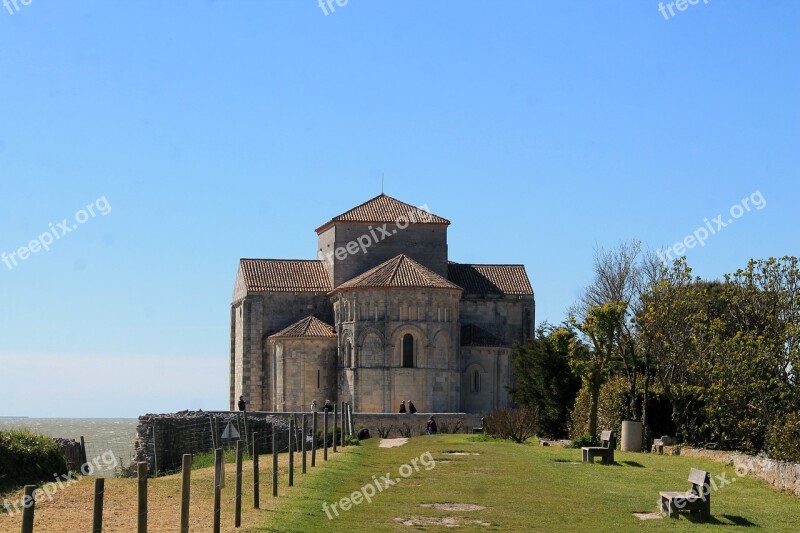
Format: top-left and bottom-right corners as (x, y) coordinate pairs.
(1, 1), (797, 417)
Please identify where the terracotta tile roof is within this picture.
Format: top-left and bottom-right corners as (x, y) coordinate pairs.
(461, 324), (510, 347)
(239, 259), (332, 292)
(448, 262), (533, 296)
(333, 254), (462, 293)
(269, 316), (336, 339)
(316, 194), (449, 233)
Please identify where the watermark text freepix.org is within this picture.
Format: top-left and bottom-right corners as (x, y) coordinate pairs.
(2, 450), (118, 517)
(321, 203), (434, 264)
(322, 451), (436, 519)
(657, 190), (765, 265)
(658, 0), (709, 21)
(2, 196), (112, 272)
(3, 0), (33, 16)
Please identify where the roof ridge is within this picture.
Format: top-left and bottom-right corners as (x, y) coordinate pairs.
(333, 253), (461, 292)
(241, 258), (323, 263)
(389, 254), (405, 285)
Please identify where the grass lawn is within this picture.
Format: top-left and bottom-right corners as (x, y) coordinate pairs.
(260, 435), (800, 532)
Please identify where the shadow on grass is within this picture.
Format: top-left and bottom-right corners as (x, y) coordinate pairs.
(620, 461), (645, 468)
(683, 514), (757, 527)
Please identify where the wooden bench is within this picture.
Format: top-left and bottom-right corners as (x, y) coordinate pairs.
(581, 430), (616, 464)
(659, 468), (711, 521)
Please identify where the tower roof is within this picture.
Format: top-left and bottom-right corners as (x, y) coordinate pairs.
(315, 193), (450, 233)
(269, 316), (336, 339)
(332, 254), (462, 293)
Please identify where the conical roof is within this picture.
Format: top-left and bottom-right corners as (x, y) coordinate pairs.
(332, 254), (462, 292)
(269, 316), (336, 339)
(316, 193), (449, 233)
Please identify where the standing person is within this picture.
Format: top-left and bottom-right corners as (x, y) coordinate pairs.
(426, 416), (437, 435)
(238, 395), (246, 411)
(323, 399), (333, 412)
(399, 400), (406, 414)
(408, 400), (417, 414)
(311, 399), (318, 412)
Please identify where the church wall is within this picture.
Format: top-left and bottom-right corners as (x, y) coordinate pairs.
(459, 346), (514, 413)
(229, 297), (265, 411)
(232, 291), (331, 412)
(333, 287), (462, 412)
(256, 291), (333, 336)
(269, 337), (336, 412)
(321, 222), (448, 287)
(459, 295), (535, 345)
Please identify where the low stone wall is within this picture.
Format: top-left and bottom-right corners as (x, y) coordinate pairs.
(661, 446), (800, 498)
(134, 411), (290, 474)
(133, 410), (481, 474)
(349, 413), (483, 438)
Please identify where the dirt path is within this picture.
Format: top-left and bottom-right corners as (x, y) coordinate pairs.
(378, 437), (408, 448)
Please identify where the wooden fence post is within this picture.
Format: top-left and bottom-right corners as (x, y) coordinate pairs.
(288, 418), (294, 487)
(333, 403), (338, 452)
(213, 448), (222, 533)
(253, 431), (260, 509)
(272, 424), (278, 497)
(209, 414), (215, 449)
(137, 462), (148, 533)
(79, 436), (88, 467)
(348, 403), (355, 437)
(243, 409), (250, 456)
(180, 454), (192, 533)
(340, 401), (346, 446)
(21, 484), (36, 533)
(92, 477), (105, 533)
(301, 414), (307, 474)
(152, 421), (158, 477)
(323, 410), (328, 461)
(311, 411), (317, 467)
(235, 440), (243, 527)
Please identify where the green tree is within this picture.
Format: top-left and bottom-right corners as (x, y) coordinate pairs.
(509, 325), (581, 438)
(569, 302), (626, 438)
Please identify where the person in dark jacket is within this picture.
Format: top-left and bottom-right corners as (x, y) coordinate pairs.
(408, 400), (417, 414)
(426, 416), (437, 435)
(238, 395), (246, 411)
(323, 399), (333, 412)
(399, 400), (406, 413)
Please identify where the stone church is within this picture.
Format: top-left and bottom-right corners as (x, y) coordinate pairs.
(230, 194), (535, 413)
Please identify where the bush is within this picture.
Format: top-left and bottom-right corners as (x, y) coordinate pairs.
(344, 435), (360, 446)
(484, 407), (539, 443)
(569, 376), (628, 439)
(765, 412), (800, 463)
(0, 429), (68, 491)
(565, 435), (600, 449)
(436, 420), (463, 434)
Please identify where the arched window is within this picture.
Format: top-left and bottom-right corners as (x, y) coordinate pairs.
(344, 340), (352, 368)
(472, 370), (481, 393)
(402, 334), (414, 368)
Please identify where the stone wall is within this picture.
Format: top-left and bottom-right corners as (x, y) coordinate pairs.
(349, 412), (483, 438)
(53, 437), (84, 472)
(134, 411), (291, 474)
(661, 446), (800, 498)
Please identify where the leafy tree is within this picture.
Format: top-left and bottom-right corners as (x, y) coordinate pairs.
(509, 325), (581, 438)
(569, 302), (626, 438)
(637, 256), (800, 453)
